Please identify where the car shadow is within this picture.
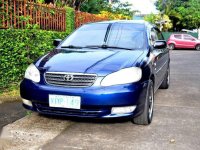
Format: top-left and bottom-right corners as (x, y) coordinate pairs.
(39, 113), (131, 124)
(172, 48), (198, 51)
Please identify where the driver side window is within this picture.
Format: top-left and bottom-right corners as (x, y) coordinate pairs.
(150, 29), (158, 45)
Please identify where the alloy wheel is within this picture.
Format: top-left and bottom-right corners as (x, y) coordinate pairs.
(148, 84), (154, 120)
(169, 44), (175, 50)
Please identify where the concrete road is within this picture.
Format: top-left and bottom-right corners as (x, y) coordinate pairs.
(42, 50), (200, 150)
(0, 102), (26, 133)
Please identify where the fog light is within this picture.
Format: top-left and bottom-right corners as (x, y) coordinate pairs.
(111, 106), (136, 114)
(22, 99), (33, 107)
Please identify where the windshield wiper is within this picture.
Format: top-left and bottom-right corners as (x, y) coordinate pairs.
(61, 45), (83, 49)
(102, 45), (133, 50)
(84, 45), (133, 50)
(84, 45), (102, 49)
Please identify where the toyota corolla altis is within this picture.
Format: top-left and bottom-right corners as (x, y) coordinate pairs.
(20, 20), (170, 125)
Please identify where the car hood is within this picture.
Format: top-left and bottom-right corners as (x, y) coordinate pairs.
(36, 49), (144, 76)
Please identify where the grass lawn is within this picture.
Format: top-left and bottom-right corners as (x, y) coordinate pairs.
(0, 86), (20, 104)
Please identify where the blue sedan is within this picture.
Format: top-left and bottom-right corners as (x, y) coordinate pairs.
(20, 20), (170, 125)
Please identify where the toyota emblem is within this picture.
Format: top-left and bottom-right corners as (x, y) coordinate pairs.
(63, 74), (74, 82)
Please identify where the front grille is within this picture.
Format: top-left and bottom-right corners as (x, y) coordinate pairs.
(45, 72), (97, 87)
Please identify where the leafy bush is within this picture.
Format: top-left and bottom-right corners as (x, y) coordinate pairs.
(65, 7), (75, 34)
(0, 29), (67, 90)
(98, 11), (131, 20)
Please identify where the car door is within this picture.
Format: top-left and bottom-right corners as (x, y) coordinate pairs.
(150, 28), (169, 90)
(173, 34), (184, 48)
(183, 34), (197, 48)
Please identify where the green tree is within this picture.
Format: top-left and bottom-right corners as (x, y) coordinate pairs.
(155, 0), (200, 30)
(81, 0), (133, 18)
(80, 0), (108, 14)
(111, 0), (133, 17)
(177, 0), (200, 29)
(144, 13), (173, 31)
(40, 0), (134, 18)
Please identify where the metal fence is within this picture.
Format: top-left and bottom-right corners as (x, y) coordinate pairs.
(0, 0), (110, 31)
(0, 0), (66, 31)
(162, 32), (199, 41)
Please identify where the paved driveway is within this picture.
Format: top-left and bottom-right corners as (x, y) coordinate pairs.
(1, 50), (200, 150)
(0, 102), (26, 133)
(42, 50), (200, 150)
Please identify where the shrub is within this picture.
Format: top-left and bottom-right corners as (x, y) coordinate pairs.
(98, 11), (131, 20)
(0, 29), (67, 90)
(65, 7), (75, 34)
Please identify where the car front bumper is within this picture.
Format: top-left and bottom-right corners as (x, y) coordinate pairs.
(20, 79), (149, 118)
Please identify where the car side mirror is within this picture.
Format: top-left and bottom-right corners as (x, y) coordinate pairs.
(191, 38), (196, 41)
(153, 40), (167, 49)
(53, 39), (62, 47)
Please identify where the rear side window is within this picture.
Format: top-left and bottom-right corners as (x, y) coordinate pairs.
(174, 35), (182, 39)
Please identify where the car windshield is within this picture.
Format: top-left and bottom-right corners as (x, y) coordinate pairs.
(61, 23), (147, 50)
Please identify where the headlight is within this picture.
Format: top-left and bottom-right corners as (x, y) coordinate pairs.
(101, 67), (142, 86)
(25, 64), (40, 83)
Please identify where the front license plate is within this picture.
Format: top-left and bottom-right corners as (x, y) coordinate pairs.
(49, 95), (81, 109)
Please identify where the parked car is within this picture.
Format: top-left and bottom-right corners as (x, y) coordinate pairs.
(167, 33), (200, 50)
(20, 20), (170, 125)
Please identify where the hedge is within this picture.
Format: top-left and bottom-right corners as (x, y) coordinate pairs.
(65, 7), (75, 34)
(0, 29), (67, 90)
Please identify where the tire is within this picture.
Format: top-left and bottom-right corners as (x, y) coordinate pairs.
(159, 66), (170, 89)
(132, 80), (154, 125)
(168, 43), (175, 50)
(196, 44), (200, 51)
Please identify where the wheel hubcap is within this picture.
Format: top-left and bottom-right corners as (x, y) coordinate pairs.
(169, 44), (174, 49)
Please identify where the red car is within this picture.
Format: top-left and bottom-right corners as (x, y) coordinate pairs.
(167, 33), (200, 50)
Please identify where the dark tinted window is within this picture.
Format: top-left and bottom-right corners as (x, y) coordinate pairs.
(107, 23), (146, 49)
(150, 29), (158, 45)
(61, 23), (109, 47)
(183, 34), (195, 41)
(61, 23), (147, 50)
(156, 30), (164, 40)
(174, 35), (182, 39)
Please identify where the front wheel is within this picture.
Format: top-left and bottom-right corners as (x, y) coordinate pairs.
(132, 80), (154, 125)
(168, 43), (175, 50)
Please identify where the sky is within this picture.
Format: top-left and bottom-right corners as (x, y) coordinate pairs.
(121, 0), (158, 14)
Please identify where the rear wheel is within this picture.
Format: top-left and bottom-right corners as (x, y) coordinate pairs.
(168, 43), (175, 50)
(196, 45), (200, 51)
(132, 80), (154, 125)
(159, 66), (170, 89)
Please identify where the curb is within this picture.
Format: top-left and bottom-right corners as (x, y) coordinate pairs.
(0, 113), (72, 150)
